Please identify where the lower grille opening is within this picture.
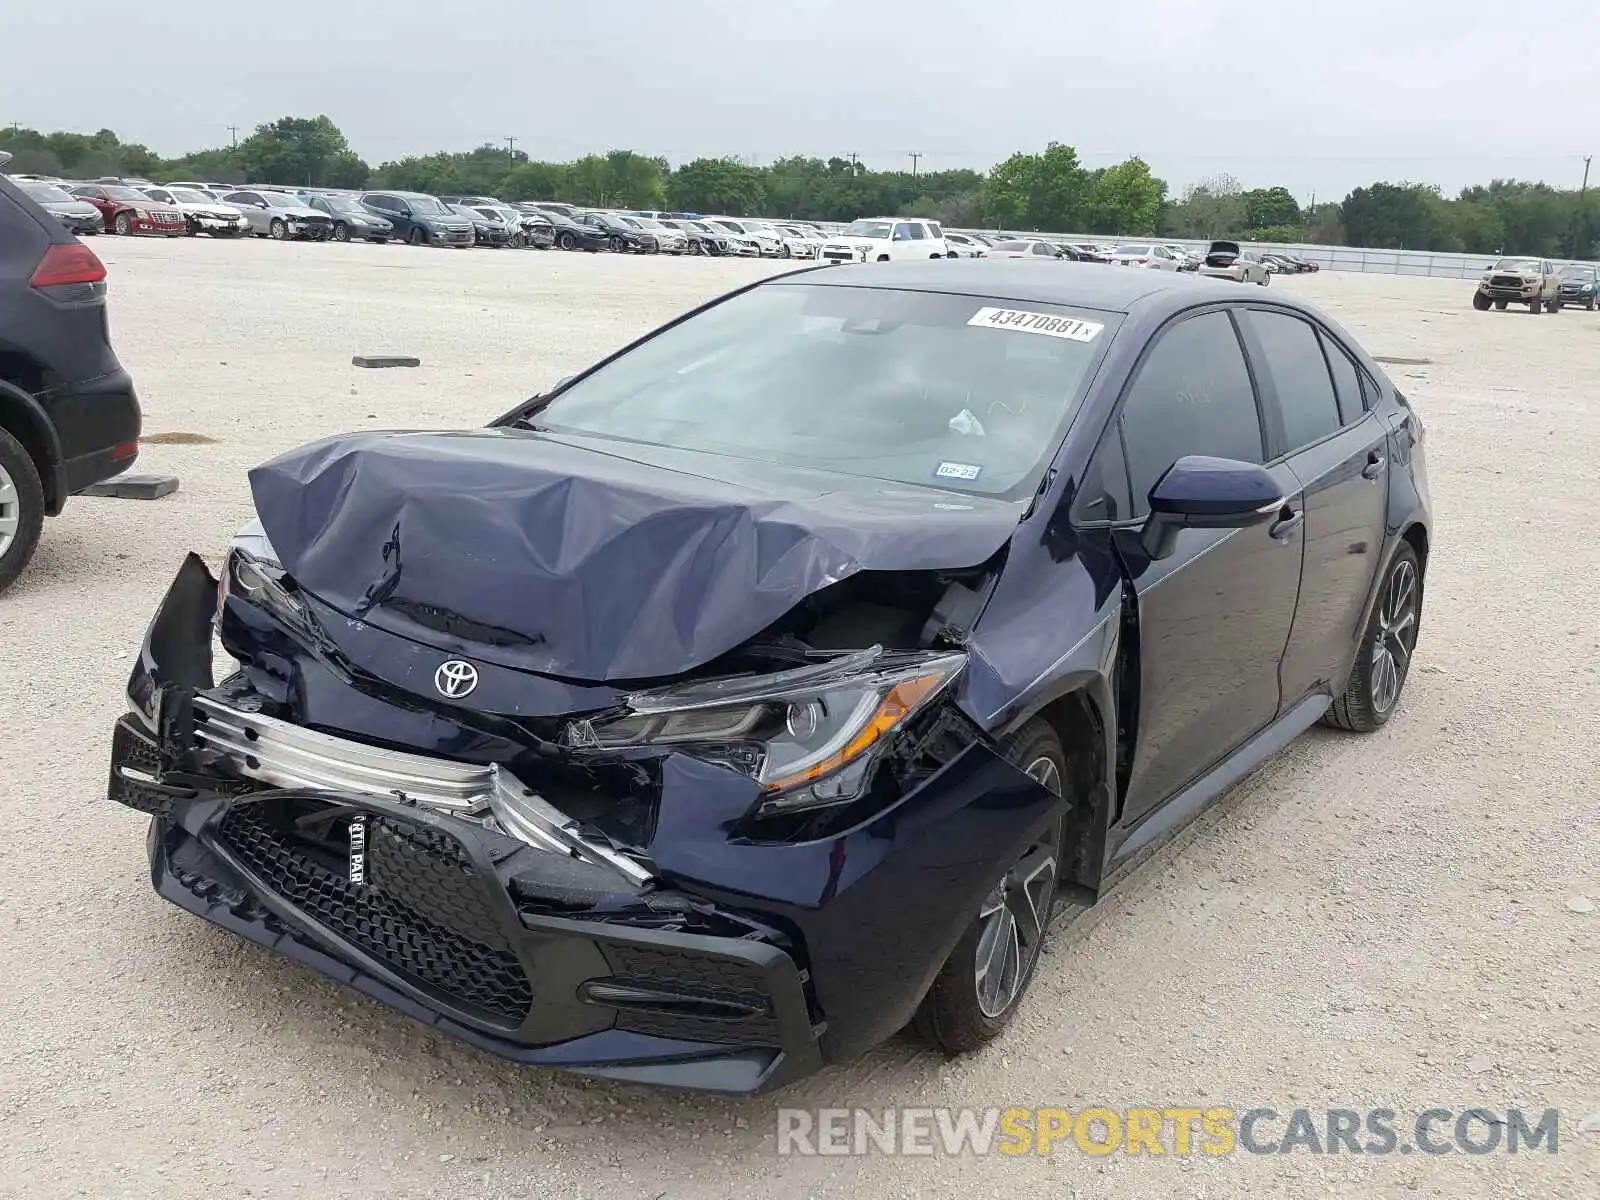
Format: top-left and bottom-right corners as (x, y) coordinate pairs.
(215, 801), (532, 1025)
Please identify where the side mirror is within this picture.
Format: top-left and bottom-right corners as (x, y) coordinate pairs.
(1139, 456), (1284, 560)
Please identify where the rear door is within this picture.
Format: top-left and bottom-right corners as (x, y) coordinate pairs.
(1113, 307), (1305, 825)
(1237, 308), (1389, 709)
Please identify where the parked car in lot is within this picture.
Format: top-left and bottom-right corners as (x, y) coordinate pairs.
(1472, 256), (1561, 312)
(142, 186), (248, 238)
(1161, 244), (1201, 271)
(69, 184), (186, 237)
(301, 192), (394, 243)
(660, 219), (728, 255)
(705, 217), (784, 256)
(1259, 253), (1305, 275)
(817, 217), (951, 264)
(685, 219), (759, 256)
(528, 208), (607, 252)
(14, 181), (103, 236)
(357, 192), (474, 247)
(619, 215), (689, 254)
(1198, 240), (1271, 285)
(579, 211), (656, 253)
(0, 165), (141, 593)
(1109, 244), (1181, 270)
(221, 190), (334, 241)
(106, 261), (1429, 1093)
(984, 238), (1067, 260)
(944, 232), (988, 258)
(448, 203), (514, 247)
(1558, 263), (1598, 310)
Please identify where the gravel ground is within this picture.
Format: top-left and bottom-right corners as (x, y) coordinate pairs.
(2, 240), (1596, 1199)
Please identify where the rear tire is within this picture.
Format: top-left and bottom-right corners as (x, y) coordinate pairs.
(1324, 543), (1422, 732)
(0, 427), (46, 596)
(912, 717), (1068, 1056)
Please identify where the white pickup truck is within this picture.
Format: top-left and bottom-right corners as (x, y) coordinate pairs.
(817, 217), (952, 264)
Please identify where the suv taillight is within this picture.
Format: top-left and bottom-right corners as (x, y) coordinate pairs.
(30, 243), (107, 295)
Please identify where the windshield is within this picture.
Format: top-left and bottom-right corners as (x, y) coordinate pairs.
(103, 187), (148, 201)
(687, 221), (718, 234)
(630, 216), (665, 228)
(262, 193), (302, 208)
(1115, 245), (1152, 256)
(169, 188), (214, 204)
(22, 183), (75, 203)
(1560, 265), (1595, 280)
(842, 220), (893, 238)
(535, 283), (1118, 498)
(1492, 258), (1541, 273)
(321, 195), (363, 213)
(989, 241), (1030, 252)
(408, 197), (448, 215)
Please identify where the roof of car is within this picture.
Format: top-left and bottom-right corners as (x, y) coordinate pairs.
(788, 260), (1255, 314)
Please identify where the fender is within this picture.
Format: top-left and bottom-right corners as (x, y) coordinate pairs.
(0, 378), (66, 514)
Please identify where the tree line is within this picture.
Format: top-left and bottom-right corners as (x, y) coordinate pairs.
(3, 117), (1594, 256)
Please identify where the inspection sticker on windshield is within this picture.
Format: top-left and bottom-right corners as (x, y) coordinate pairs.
(935, 461), (983, 482)
(968, 307), (1103, 342)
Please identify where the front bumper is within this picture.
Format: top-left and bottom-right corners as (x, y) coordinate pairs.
(1559, 288), (1595, 303)
(107, 557), (1062, 1091)
(193, 215), (244, 232)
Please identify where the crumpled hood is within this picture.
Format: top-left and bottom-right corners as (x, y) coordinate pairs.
(248, 429), (1026, 683)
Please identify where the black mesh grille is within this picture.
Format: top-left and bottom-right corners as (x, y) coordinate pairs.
(601, 943), (781, 1047)
(216, 804), (532, 1024)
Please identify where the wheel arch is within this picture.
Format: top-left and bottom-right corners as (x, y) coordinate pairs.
(0, 377), (65, 513)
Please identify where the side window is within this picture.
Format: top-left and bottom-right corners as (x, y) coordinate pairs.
(1240, 310), (1341, 451)
(907, 223), (928, 240)
(1318, 331), (1366, 426)
(892, 223), (912, 240)
(235, 192), (262, 206)
(1073, 421), (1133, 524)
(927, 222), (943, 238)
(1120, 311), (1264, 514)
(1031, 242), (1054, 256)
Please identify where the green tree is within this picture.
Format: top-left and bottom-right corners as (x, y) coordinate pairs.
(1084, 156), (1165, 235)
(236, 116), (368, 188)
(668, 157), (768, 215)
(1242, 186), (1301, 229)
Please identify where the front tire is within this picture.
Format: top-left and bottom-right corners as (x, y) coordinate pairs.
(268, 218), (287, 241)
(113, 211), (133, 235)
(409, 227), (427, 247)
(332, 222), (350, 242)
(1472, 291), (1491, 310)
(610, 235), (626, 253)
(1529, 298), (1542, 313)
(1324, 543), (1422, 732)
(0, 427), (46, 596)
(557, 231), (576, 251)
(913, 718), (1067, 1055)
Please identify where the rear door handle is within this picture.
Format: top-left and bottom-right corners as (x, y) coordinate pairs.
(1362, 451), (1386, 480)
(1270, 508), (1303, 540)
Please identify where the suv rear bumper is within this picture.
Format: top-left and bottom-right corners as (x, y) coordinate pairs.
(41, 368), (141, 513)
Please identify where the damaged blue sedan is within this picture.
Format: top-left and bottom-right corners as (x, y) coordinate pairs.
(108, 262), (1431, 1093)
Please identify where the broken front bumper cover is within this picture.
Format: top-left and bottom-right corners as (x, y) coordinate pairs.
(106, 556), (824, 1093)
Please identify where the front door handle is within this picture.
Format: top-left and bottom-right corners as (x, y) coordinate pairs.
(1362, 450), (1386, 480)
(1269, 507), (1303, 541)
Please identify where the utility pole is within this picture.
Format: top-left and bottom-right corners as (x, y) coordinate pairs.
(909, 152), (921, 180)
(505, 136), (518, 162)
(1571, 154), (1592, 259)
(227, 125), (239, 150)
(847, 151), (859, 176)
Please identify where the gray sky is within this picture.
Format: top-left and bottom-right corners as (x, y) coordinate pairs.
(7, 1), (1599, 200)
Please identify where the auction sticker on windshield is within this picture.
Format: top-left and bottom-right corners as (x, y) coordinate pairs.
(968, 307), (1104, 342)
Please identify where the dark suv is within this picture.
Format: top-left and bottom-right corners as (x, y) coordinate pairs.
(0, 161), (141, 593)
(356, 192), (475, 247)
(107, 263), (1428, 1093)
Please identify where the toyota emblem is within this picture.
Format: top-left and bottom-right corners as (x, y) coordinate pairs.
(434, 660), (479, 699)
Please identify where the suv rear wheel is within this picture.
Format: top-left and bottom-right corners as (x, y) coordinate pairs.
(0, 427), (45, 594)
(913, 717), (1067, 1055)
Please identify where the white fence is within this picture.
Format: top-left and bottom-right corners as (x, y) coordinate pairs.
(798, 220), (1563, 278)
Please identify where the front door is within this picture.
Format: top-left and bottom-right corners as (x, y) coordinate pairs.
(1113, 308), (1305, 825)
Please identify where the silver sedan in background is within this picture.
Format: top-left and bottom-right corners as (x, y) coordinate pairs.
(1197, 240), (1271, 285)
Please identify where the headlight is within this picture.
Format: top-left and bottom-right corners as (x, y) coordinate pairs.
(218, 547), (309, 631)
(580, 647), (966, 814)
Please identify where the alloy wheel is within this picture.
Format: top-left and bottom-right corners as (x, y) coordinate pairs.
(1371, 557), (1418, 714)
(972, 755), (1060, 1018)
(0, 460), (18, 560)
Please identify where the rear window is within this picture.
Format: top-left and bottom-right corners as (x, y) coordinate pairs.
(1115, 245), (1153, 256)
(537, 284), (1121, 499)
